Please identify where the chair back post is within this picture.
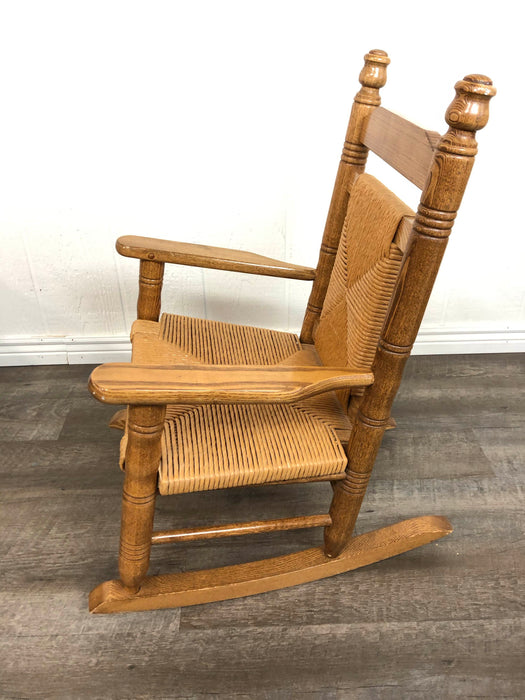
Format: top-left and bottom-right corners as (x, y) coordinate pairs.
(300, 49), (390, 343)
(324, 74), (496, 558)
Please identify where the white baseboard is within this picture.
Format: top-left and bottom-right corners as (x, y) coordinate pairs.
(0, 329), (524, 366)
(0, 337), (132, 366)
(410, 329), (525, 356)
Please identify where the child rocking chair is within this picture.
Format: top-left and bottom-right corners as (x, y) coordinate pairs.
(87, 50), (495, 613)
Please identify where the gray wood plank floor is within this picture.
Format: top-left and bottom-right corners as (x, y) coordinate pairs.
(0, 354), (524, 699)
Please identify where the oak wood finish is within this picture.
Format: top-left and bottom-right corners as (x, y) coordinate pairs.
(300, 50), (390, 343)
(89, 515), (452, 613)
(118, 404), (166, 591)
(324, 74), (496, 557)
(87, 54), (495, 613)
(89, 363), (373, 406)
(363, 107), (442, 188)
(117, 236), (316, 281)
(137, 259), (164, 321)
(151, 514), (332, 545)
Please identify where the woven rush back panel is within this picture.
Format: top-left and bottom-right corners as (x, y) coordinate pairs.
(159, 314), (301, 365)
(314, 174), (414, 370)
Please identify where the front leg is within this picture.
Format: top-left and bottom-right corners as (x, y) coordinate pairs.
(119, 404), (166, 592)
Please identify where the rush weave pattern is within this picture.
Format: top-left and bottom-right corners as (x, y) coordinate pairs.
(315, 174), (413, 370)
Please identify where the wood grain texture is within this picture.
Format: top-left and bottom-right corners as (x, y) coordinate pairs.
(118, 405), (166, 591)
(363, 106), (442, 188)
(89, 515), (452, 613)
(89, 363), (373, 405)
(127, 317), (355, 451)
(301, 50), (390, 343)
(117, 235), (316, 281)
(151, 514), (332, 544)
(325, 74), (496, 557)
(137, 259), (164, 321)
(87, 62), (496, 611)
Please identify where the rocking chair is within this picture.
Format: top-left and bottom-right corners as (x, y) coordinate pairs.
(88, 50), (495, 613)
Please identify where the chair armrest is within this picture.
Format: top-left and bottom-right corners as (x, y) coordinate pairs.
(89, 363), (373, 406)
(116, 235), (316, 281)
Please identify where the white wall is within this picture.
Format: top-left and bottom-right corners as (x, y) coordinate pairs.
(1, 0), (523, 364)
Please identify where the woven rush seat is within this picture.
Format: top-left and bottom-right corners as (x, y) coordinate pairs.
(126, 314), (352, 494)
(117, 176), (414, 496)
(159, 402), (348, 494)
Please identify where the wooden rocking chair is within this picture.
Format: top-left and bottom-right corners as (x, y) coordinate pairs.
(88, 50), (495, 613)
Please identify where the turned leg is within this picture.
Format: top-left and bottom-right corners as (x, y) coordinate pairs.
(119, 404), (166, 592)
(324, 337), (408, 557)
(324, 410), (389, 557)
(137, 259), (164, 321)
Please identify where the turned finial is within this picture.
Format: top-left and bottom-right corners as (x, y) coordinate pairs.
(445, 74), (496, 132)
(356, 49), (390, 105)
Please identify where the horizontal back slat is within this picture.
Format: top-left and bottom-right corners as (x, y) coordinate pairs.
(363, 107), (442, 189)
